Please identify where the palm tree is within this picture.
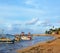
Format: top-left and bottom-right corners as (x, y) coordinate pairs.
(45, 30), (48, 34)
(45, 27), (60, 34)
(49, 28), (53, 31)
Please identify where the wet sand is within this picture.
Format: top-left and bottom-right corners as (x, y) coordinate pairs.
(17, 34), (60, 53)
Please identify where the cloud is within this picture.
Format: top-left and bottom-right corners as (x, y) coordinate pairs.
(36, 20), (52, 27)
(25, 0), (33, 5)
(0, 4), (45, 23)
(35, 21), (43, 26)
(3, 23), (35, 34)
(25, 18), (52, 27)
(3, 20), (22, 31)
(4, 23), (13, 31)
(26, 17), (39, 25)
(24, 0), (39, 8)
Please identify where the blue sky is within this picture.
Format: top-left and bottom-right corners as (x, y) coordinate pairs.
(0, 0), (60, 34)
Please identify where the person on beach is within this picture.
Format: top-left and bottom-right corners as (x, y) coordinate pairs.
(21, 32), (25, 36)
(28, 32), (32, 40)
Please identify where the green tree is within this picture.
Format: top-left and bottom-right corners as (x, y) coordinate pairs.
(58, 28), (60, 31)
(45, 30), (48, 34)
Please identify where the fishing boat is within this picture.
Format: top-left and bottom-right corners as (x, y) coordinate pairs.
(0, 37), (15, 44)
(20, 32), (32, 40)
(15, 34), (21, 42)
(21, 36), (32, 40)
(0, 29), (15, 43)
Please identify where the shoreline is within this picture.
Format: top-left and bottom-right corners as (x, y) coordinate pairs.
(17, 34), (60, 53)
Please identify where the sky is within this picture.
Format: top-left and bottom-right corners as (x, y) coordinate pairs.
(0, 0), (60, 34)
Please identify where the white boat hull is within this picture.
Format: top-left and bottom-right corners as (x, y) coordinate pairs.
(21, 36), (31, 40)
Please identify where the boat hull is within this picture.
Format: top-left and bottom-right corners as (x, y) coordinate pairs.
(21, 36), (32, 40)
(0, 38), (15, 44)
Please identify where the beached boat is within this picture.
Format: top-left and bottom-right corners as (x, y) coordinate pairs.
(20, 32), (32, 40)
(15, 35), (21, 42)
(21, 36), (32, 40)
(0, 37), (15, 43)
(0, 29), (15, 43)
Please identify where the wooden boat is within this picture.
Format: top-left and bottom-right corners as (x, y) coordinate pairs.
(0, 29), (15, 43)
(21, 36), (32, 40)
(0, 37), (15, 44)
(20, 32), (32, 40)
(15, 35), (21, 42)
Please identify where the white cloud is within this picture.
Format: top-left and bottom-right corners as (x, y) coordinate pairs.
(5, 23), (13, 31)
(25, 0), (39, 8)
(0, 5), (45, 20)
(35, 20), (52, 27)
(26, 17), (39, 25)
(12, 21), (22, 25)
(3, 20), (22, 31)
(35, 21), (44, 26)
(25, 0), (33, 5)
(0, 18), (6, 24)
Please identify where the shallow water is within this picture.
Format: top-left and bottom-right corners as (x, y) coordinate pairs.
(0, 36), (55, 53)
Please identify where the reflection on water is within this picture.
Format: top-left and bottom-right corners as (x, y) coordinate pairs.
(0, 36), (55, 53)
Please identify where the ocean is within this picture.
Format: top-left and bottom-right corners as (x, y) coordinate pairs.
(0, 35), (55, 53)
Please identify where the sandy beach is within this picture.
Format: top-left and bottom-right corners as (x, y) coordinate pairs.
(17, 34), (60, 53)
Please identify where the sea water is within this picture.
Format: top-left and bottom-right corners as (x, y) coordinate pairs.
(0, 35), (55, 53)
